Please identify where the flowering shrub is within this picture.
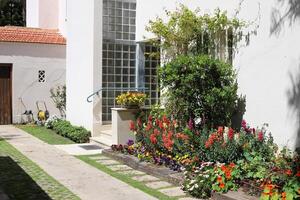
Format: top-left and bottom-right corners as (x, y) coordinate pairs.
(116, 91), (147, 108)
(45, 115), (60, 129)
(112, 115), (300, 199)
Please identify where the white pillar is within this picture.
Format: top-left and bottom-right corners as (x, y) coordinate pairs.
(66, 0), (102, 133)
(26, 0), (39, 27)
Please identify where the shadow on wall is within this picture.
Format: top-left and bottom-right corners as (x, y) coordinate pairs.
(270, 0), (300, 36)
(287, 61), (300, 151)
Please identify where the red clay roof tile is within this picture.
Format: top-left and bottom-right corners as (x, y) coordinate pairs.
(0, 26), (66, 45)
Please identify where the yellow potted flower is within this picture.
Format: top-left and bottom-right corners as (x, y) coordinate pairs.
(116, 91), (147, 109)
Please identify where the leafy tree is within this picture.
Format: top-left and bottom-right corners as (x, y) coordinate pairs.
(0, 0), (26, 26)
(146, 5), (246, 63)
(160, 55), (238, 127)
(50, 85), (66, 118)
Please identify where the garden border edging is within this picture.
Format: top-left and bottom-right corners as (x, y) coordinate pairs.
(102, 149), (259, 200)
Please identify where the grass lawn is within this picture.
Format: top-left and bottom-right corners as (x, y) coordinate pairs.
(77, 155), (178, 200)
(16, 125), (75, 145)
(0, 138), (79, 200)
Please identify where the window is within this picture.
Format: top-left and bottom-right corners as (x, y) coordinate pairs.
(38, 70), (45, 82)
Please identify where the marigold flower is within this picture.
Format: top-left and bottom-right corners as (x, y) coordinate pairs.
(217, 176), (223, 183)
(219, 183), (225, 189)
(282, 192), (286, 200)
(221, 165), (227, 172)
(225, 171), (231, 179)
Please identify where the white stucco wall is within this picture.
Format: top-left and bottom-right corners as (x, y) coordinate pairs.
(26, 0), (59, 29)
(136, 0), (300, 149)
(0, 42), (66, 123)
(66, 0), (102, 132)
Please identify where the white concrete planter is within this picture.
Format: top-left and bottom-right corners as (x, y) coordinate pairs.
(111, 108), (139, 145)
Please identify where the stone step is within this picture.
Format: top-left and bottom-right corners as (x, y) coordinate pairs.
(100, 129), (112, 137)
(90, 136), (113, 147)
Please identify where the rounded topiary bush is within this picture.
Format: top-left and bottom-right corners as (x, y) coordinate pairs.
(160, 55), (238, 127)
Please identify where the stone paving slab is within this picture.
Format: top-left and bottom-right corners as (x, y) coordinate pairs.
(89, 156), (110, 160)
(0, 125), (156, 200)
(145, 181), (173, 189)
(132, 175), (160, 182)
(54, 144), (103, 155)
(107, 164), (133, 171)
(118, 169), (146, 176)
(159, 187), (186, 197)
(96, 159), (120, 165)
(179, 197), (201, 200)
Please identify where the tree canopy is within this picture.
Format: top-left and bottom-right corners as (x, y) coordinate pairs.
(0, 0), (26, 26)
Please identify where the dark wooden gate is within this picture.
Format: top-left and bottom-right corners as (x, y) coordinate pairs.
(0, 64), (12, 125)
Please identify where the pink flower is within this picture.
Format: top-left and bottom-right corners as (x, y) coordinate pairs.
(241, 120), (247, 129)
(258, 131), (264, 141)
(228, 128), (234, 140)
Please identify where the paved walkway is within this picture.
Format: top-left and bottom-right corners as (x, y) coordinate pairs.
(0, 125), (156, 200)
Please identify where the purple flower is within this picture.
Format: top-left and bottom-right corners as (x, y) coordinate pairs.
(127, 139), (134, 146)
(188, 118), (195, 130)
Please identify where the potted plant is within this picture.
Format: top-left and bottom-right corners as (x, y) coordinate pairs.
(116, 91), (147, 109)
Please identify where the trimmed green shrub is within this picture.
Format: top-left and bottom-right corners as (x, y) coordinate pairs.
(52, 119), (90, 143)
(160, 55), (239, 128)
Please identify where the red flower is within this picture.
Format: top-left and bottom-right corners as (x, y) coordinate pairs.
(129, 120), (135, 131)
(228, 128), (234, 140)
(296, 170), (300, 177)
(148, 115), (153, 122)
(145, 122), (152, 131)
(285, 169), (292, 176)
(217, 126), (224, 135)
(229, 163), (235, 168)
(258, 131), (264, 141)
(158, 120), (164, 130)
(150, 134), (157, 144)
(153, 129), (160, 136)
(137, 118), (142, 127)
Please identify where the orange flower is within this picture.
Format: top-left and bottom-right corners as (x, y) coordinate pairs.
(221, 165), (227, 172)
(225, 171), (232, 179)
(282, 192), (286, 200)
(217, 176), (223, 183)
(219, 183), (225, 189)
(176, 133), (189, 140)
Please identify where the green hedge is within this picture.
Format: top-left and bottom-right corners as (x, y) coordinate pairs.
(52, 119), (90, 143)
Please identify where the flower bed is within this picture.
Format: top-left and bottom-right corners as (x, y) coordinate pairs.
(111, 113), (300, 199)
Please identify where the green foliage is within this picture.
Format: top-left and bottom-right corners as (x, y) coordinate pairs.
(0, 0), (26, 26)
(160, 55), (238, 127)
(146, 5), (246, 61)
(52, 119), (90, 143)
(50, 85), (66, 117)
(17, 125), (75, 145)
